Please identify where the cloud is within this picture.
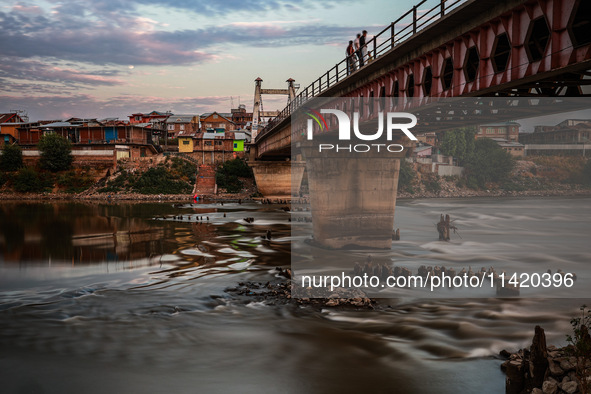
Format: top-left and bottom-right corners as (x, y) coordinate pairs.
(0, 1), (361, 68)
(0, 93), (237, 121)
(0, 57), (124, 88)
(0, 13), (216, 66)
(130, 0), (353, 15)
(0, 0), (365, 120)
(12, 2), (43, 15)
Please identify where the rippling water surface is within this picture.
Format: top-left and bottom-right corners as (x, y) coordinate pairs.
(0, 198), (589, 393)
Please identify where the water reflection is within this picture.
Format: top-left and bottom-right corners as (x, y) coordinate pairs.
(0, 199), (589, 394)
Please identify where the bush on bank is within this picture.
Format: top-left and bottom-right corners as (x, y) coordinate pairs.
(0, 144), (23, 172)
(13, 167), (54, 193)
(56, 170), (95, 193)
(98, 159), (195, 195)
(215, 159), (253, 193)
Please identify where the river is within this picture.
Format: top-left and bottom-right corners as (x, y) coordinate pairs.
(0, 197), (589, 393)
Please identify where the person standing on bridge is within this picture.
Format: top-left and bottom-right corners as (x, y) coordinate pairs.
(354, 33), (364, 67)
(346, 40), (357, 74)
(360, 30), (368, 65)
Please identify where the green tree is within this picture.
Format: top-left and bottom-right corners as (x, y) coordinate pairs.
(38, 133), (73, 172)
(464, 138), (514, 188)
(0, 144), (23, 171)
(398, 159), (415, 190)
(439, 127), (477, 164)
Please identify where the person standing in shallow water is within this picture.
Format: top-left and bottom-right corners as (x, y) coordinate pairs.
(346, 40), (357, 74)
(354, 33), (364, 67)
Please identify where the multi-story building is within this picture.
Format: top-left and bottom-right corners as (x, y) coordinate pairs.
(178, 130), (247, 165)
(128, 111), (170, 124)
(200, 112), (236, 132)
(16, 119), (159, 167)
(0, 112), (26, 145)
(166, 115), (199, 138)
(520, 119), (591, 144)
(231, 105), (253, 130)
(476, 122), (520, 141)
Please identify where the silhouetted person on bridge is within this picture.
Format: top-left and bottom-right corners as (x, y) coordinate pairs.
(346, 40), (357, 74)
(361, 30), (368, 64)
(354, 33), (364, 67)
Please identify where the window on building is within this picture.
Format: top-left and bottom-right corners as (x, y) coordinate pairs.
(180, 124), (185, 130)
(205, 141), (213, 146)
(233, 143), (238, 149)
(135, 116), (141, 121)
(183, 140), (190, 145)
(215, 140), (223, 145)
(168, 125), (174, 130)
(213, 114), (218, 119)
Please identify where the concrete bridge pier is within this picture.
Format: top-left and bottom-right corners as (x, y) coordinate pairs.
(302, 147), (408, 249)
(251, 161), (306, 198)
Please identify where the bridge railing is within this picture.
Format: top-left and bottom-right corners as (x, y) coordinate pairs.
(257, 0), (467, 140)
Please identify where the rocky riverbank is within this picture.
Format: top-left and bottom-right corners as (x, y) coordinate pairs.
(397, 176), (591, 199)
(501, 326), (590, 394)
(0, 191), (192, 201)
(2, 184), (590, 202)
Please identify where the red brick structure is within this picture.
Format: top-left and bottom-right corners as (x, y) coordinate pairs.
(128, 111), (170, 124)
(200, 112), (236, 132)
(166, 115), (199, 138)
(194, 164), (216, 195)
(476, 122), (520, 142)
(231, 105), (253, 130)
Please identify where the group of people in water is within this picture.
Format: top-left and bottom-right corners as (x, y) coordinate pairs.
(346, 30), (371, 74)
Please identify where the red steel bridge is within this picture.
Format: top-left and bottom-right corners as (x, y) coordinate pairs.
(252, 0), (590, 160)
(248, 0), (590, 248)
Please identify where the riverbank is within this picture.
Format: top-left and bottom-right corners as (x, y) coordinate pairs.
(1, 185), (590, 202)
(397, 184), (591, 199)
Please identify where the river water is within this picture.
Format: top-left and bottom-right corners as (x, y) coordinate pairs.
(0, 198), (589, 393)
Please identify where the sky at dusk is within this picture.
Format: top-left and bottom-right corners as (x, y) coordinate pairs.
(0, 0), (419, 121)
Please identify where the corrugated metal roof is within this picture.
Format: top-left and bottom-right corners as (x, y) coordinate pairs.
(42, 122), (80, 128)
(203, 131), (223, 139)
(166, 115), (196, 123)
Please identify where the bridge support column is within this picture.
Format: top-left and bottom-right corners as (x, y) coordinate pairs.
(303, 148), (407, 249)
(251, 161), (305, 198)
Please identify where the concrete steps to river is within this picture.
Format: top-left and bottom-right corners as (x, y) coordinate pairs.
(194, 164), (216, 195)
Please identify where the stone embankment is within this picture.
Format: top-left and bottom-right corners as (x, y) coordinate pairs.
(501, 326), (590, 394)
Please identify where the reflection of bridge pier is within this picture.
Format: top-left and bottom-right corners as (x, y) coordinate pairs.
(301, 142), (410, 249)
